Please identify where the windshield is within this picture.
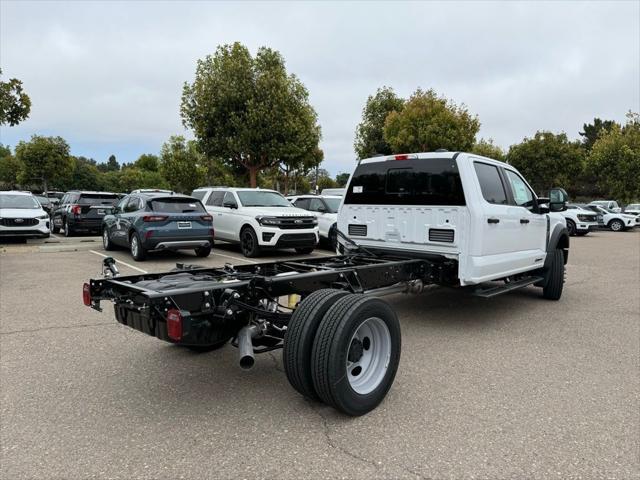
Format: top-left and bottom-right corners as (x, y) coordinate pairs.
(237, 191), (291, 207)
(0, 194), (41, 209)
(324, 198), (342, 213)
(150, 198), (206, 213)
(79, 194), (118, 205)
(35, 196), (51, 205)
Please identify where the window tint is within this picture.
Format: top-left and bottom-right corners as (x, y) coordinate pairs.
(116, 196), (129, 211)
(124, 197), (141, 213)
(504, 170), (535, 207)
(344, 158), (465, 206)
(309, 198), (325, 212)
(223, 192), (237, 207)
(207, 191), (225, 207)
(294, 198), (310, 210)
(237, 191), (290, 207)
(190, 190), (207, 201)
(79, 193), (118, 205)
(150, 198), (206, 213)
(474, 162), (507, 205)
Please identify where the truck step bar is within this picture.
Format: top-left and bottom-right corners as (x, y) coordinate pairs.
(472, 276), (544, 298)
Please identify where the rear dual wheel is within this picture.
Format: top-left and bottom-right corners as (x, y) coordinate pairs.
(283, 290), (401, 416)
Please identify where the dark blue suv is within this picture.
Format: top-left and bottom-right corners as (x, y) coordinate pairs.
(101, 192), (214, 261)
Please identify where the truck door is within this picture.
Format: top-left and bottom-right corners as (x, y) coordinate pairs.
(471, 161), (545, 281)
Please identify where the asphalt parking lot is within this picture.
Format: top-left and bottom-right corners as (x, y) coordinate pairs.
(1, 231), (639, 479)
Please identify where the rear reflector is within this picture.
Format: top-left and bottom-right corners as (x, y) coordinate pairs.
(395, 154), (409, 160)
(142, 215), (168, 222)
(82, 283), (91, 306)
(71, 205), (82, 215)
(166, 309), (183, 341)
(201, 215), (213, 221)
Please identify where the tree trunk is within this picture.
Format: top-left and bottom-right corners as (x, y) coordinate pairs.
(43, 177), (49, 193)
(283, 169), (290, 195)
(249, 166), (258, 188)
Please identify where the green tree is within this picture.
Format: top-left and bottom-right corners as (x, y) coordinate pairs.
(134, 153), (159, 172)
(181, 42), (321, 187)
(0, 69), (31, 127)
(383, 88), (480, 153)
(159, 135), (207, 193)
(580, 118), (619, 151)
(335, 172), (350, 187)
(354, 86), (404, 159)
(471, 138), (506, 161)
(586, 112), (640, 203)
(14, 135), (73, 191)
(0, 145), (24, 188)
(62, 156), (103, 191)
(506, 131), (584, 195)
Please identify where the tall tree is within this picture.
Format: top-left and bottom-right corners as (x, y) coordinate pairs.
(471, 138), (506, 161)
(383, 88), (480, 153)
(159, 135), (207, 193)
(507, 131), (584, 195)
(0, 145), (24, 188)
(0, 69), (31, 127)
(585, 112), (640, 203)
(580, 118), (619, 151)
(335, 172), (350, 187)
(14, 135), (73, 191)
(134, 153), (159, 172)
(181, 42), (321, 187)
(354, 86), (404, 159)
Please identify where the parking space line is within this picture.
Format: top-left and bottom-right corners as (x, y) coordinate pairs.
(50, 234), (61, 240)
(213, 251), (258, 264)
(89, 250), (148, 274)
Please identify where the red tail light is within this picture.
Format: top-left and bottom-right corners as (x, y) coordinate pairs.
(166, 309), (182, 341)
(200, 215), (213, 221)
(71, 205), (82, 215)
(394, 154), (409, 160)
(82, 283), (91, 306)
(142, 215), (168, 222)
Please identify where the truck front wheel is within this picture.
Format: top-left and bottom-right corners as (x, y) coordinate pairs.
(311, 294), (401, 416)
(542, 248), (565, 300)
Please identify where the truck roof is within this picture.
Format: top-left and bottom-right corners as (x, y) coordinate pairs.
(359, 152), (511, 170)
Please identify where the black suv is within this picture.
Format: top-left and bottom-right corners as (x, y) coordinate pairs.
(51, 191), (120, 236)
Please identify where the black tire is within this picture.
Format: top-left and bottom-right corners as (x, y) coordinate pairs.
(195, 246), (211, 257)
(63, 218), (74, 237)
(543, 248), (564, 300)
(102, 227), (114, 251)
(311, 294), (401, 416)
(609, 219), (624, 232)
(51, 217), (60, 234)
(283, 289), (350, 400)
(240, 227), (261, 258)
(328, 225), (338, 251)
(575, 231), (589, 236)
(566, 219), (576, 236)
(129, 231), (147, 261)
(295, 247), (314, 255)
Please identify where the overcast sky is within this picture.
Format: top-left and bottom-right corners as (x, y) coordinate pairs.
(1, 1), (638, 175)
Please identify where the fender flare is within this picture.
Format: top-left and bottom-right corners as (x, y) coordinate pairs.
(544, 223), (570, 270)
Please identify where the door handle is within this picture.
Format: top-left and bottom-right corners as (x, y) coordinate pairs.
(520, 218), (530, 224)
(487, 218), (500, 224)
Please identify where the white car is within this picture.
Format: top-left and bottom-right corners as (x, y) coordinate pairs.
(562, 205), (599, 236)
(338, 152), (570, 289)
(0, 191), (51, 239)
(289, 195), (342, 249)
(582, 205), (639, 231)
(191, 187), (319, 257)
(589, 200), (621, 213)
(320, 188), (345, 197)
(623, 203), (640, 216)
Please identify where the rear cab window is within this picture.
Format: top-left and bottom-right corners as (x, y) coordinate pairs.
(150, 197), (206, 213)
(344, 158), (465, 205)
(474, 162), (507, 205)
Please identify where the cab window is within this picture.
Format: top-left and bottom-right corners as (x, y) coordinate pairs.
(504, 170), (535, 208)
(124, 197), (141, 213)
(207, 191), (225, 207)
(474, 162), (507, 205)
(294, 198), (310, 210)
(223, 192), (237, 208)
(309, 198), (326, 212)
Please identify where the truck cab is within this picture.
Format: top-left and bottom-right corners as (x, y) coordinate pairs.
(338, 152), (569, 286)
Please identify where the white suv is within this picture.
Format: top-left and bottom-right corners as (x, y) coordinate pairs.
(0, 191), (51, 239)
(191, 187), (319, 257)
(289, 195), (342, 249)
(562, 205), (599, 236)
(582, 204), (639, 232)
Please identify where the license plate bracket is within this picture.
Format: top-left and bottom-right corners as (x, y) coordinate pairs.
(177, 221), (192, 229)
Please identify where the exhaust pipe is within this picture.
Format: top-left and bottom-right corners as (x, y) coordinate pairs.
(237, 325), (261, 370)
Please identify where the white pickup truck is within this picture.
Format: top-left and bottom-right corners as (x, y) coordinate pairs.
(338, 152), (570, 295)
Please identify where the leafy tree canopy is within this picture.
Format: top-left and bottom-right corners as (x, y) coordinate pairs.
(0, 69), (31, 127)
(507, 131), (584, 195)
(585, 112), (640, 203)
(383, 88), (480, 154)
(181, 42), (321, 187)
(580, 118), (619, 151)
(354, 86), (404, 159)
(335, 172), (350, 187)
(14, 135), (73, 191)
(471, 138), (506, 161)
(159, 135), (207, 194)
(134, 153), (159, 172)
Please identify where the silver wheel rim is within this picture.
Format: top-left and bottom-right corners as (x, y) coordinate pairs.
(103, 230), (109, 248)
(346, 317), (391, 395)
(612, 222), (621, 231)
(131, 236), (138, 256)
